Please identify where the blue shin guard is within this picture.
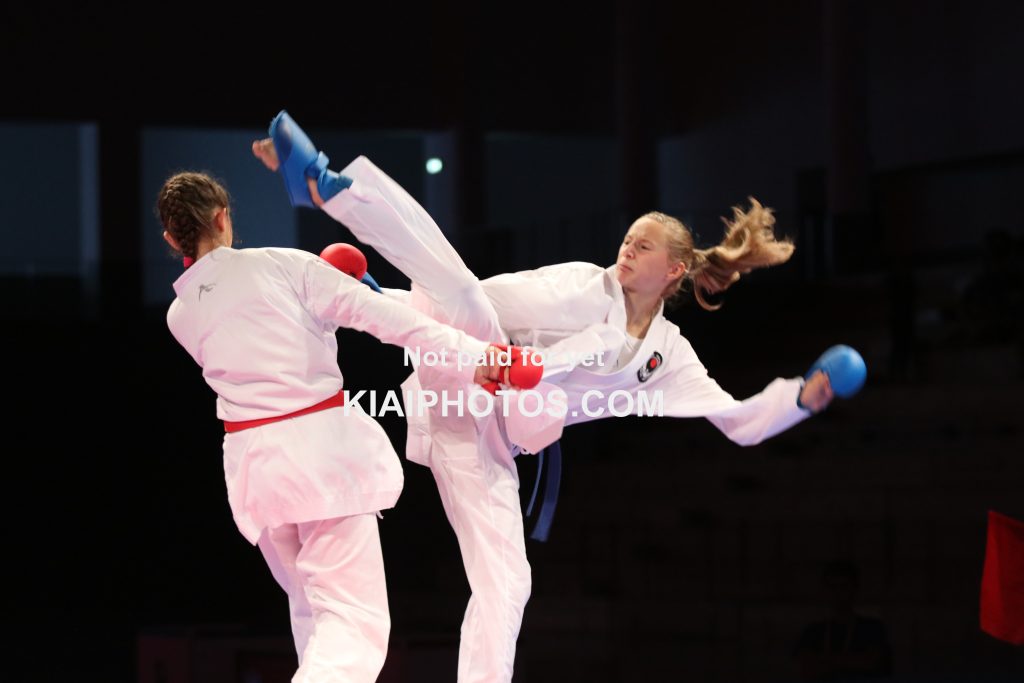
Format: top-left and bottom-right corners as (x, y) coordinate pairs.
(269, 110), (352, 208)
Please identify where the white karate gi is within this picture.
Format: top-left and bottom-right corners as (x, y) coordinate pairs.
(167, 246), (487, 682)
(321, 156), (811, 683)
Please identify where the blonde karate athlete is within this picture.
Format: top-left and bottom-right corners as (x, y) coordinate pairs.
(157, 170), (538, 683)
(253, 112), (849, 683)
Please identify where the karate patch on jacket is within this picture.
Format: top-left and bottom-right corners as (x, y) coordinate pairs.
(637, 351), (663, 383)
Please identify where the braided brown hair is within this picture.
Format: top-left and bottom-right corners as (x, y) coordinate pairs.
(156, 172), (231, 259)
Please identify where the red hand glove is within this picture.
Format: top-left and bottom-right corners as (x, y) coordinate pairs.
(320, 243), (367, 280)
(482, 344), (544, 394)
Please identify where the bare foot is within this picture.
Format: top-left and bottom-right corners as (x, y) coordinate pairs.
(251, 138), (280, 171)
(307, 178), (324, 207)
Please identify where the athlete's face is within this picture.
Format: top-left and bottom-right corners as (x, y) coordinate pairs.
(616, 218), (685, 295)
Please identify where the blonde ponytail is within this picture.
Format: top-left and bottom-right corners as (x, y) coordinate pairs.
(649, 198), (794, 311)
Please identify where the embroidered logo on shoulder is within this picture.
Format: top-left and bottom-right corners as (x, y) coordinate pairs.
(637, 351), (663, 383)
(198, 283), (216, 301)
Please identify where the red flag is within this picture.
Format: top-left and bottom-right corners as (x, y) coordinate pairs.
(980, 509), (1024, 645)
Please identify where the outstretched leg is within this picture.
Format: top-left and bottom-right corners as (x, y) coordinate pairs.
(323, 155), (501, 341)
(255, 119), (530, 683)
(253, 129), (499, 340)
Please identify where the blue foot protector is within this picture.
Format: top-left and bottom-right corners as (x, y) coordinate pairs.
(270, 110), (352, 208)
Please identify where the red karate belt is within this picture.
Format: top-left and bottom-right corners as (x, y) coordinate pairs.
(223, 389), (347, 433)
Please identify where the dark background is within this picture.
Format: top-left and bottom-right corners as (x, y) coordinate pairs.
(2, 1), (1023, 681)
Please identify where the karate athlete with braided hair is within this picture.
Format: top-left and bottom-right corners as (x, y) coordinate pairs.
(253, 111), (864, 683)
(158, 169), (541, 683)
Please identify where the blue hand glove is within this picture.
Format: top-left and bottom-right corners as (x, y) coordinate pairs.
(805, 344), (866, 398)
(361, 272), (382, 293)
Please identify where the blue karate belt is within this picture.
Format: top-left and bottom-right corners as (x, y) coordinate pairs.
(525, 439), (562, 542)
